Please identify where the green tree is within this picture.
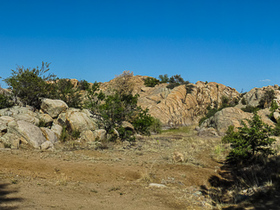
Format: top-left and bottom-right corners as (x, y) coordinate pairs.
(144, 77), (160, 87)
(4, 62), (56, 109)
(223, 112), (275, 162)
(159, 74), (169, 83)
(51, 79), (82, 108)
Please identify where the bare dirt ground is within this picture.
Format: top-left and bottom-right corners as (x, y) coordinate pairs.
(0, 127), (223, 210)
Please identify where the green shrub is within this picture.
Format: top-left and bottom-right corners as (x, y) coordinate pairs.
(78, 79), (90, 91)
(159, 74), (169, 83)
(144, 77), (160, 87)
(241, 97), (246, 105)
(223, 112), (276, 163)
(117, 126), (135, 142)
(60, 126), (69, 142)
(51, 79), (82, 108)
(38, 119), (47, 127)
(273, 119), (280, 136)
(258, 89), (275, 108)
(85, 82), (157, 141)
(0, 93), (14, 109)
(4, 62), (56, 109)
(71, 130), (81, 139)
(132, 108), (155, 135)
(149, 118), (162, 134)
(241, 105), (260, 113)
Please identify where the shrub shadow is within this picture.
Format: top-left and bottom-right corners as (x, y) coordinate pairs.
(0, 182), (23, 209)
(201, 156), (280, 209)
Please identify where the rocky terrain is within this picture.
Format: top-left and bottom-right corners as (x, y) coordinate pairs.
(1, 75), (280, 209)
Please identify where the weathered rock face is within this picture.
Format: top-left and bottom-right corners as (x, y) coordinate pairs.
(8, 120), (46, 148)
(239, 85), (280, 108)
(199, 107), (275, 136)
(137, 80), (240, 127)
(199, 107), (252, 136)
(41, 98), (68, 118)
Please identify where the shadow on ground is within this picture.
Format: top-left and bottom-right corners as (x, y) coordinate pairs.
(0, 182), (23, 210)
(200, 156), (280, 209)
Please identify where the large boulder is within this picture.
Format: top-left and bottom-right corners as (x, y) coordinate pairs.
(199, 107), (275, 136)
(41, 98), (68, 118)
(8, 120), (46, 148)
(200, 107), (252, 136)
(65, 108), (98, 132)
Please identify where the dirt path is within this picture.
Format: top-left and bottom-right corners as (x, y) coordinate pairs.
(0, 130), (221, 209)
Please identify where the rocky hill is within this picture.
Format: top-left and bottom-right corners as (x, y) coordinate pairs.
(101, 76), (240, 128)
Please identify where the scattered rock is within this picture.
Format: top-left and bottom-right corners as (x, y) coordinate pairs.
(173, 151), (184, 162)
(40, 141), (54, 151)
(122, 121), (135, 131)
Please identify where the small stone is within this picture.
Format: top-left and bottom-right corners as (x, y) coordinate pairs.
(149, 183), (167, 188)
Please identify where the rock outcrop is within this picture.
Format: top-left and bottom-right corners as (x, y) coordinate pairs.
(238, 85), (280, 108)
(199, 107), (275, 136)
(199, 107), (252, 136)
(138, 81), (240, 127)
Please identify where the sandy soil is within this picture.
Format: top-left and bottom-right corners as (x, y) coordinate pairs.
(0, 128), (222, 210)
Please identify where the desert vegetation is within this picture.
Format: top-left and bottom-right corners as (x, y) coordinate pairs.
(1, 62), (280, 209)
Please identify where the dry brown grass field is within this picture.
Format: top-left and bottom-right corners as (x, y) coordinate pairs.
(1, 126), (280, 209)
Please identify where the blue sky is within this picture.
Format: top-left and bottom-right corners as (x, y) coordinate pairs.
(1, 0), (280, 92)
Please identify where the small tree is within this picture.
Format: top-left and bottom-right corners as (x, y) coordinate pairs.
(144, 77), (160, 87)
(159, 74), (169, 83)
(51, 79), (82, 108)
(223, 112), (275, 162)
(4, 62), (56, 109)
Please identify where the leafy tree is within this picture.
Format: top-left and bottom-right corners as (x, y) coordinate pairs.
(159, 74), (169, 83)
(85, 81), (158, 141)
(4, 62), (56, 109)
(223, 112), (276, 162)
(144, 77), (160, 87)
(51, 79), (82, 108)
(132, 108), (155, 135)
(78, 79), (90, 91)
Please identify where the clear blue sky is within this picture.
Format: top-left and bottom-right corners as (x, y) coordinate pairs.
(1, 0), (280, 92)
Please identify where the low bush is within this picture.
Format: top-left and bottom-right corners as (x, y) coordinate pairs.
(0, 93), (14, 109)
(258, 89), (275, 108)
(241, 105), (260, 113)
(144, 77), (160, 87)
